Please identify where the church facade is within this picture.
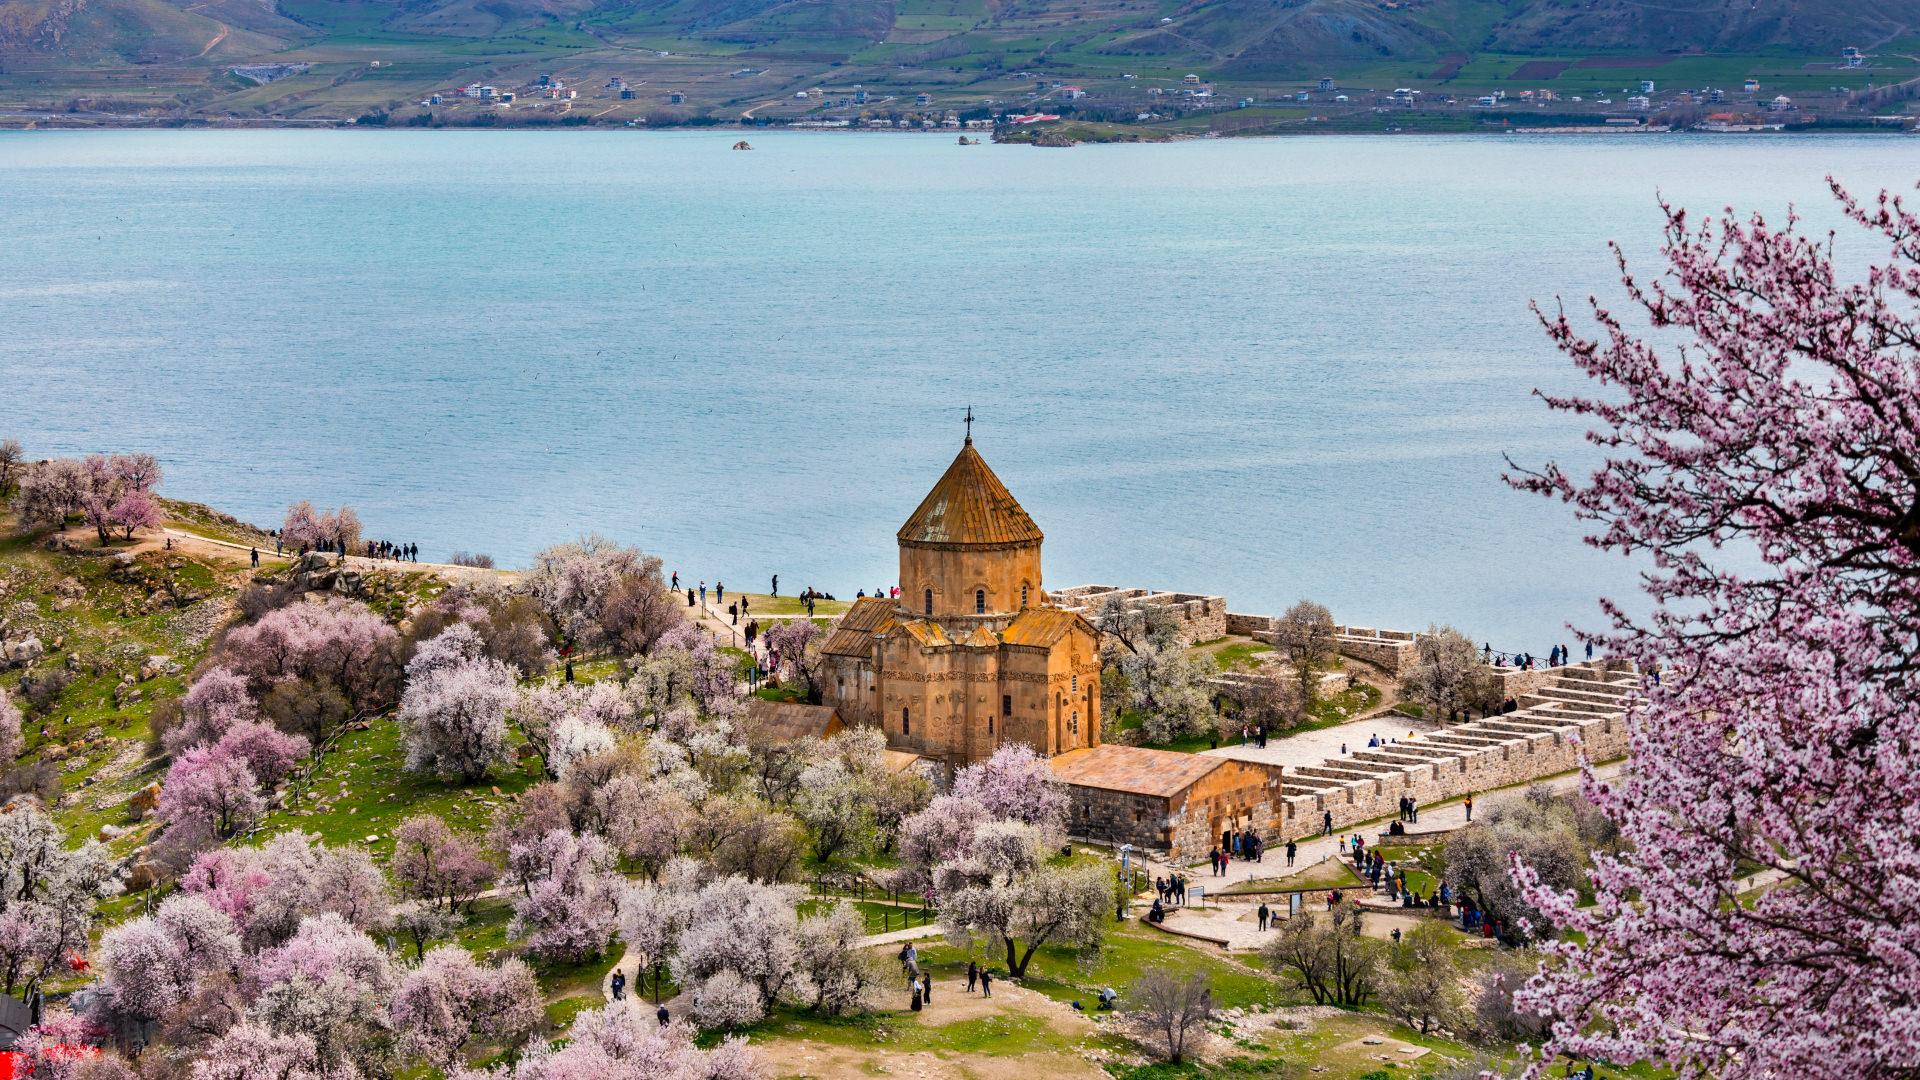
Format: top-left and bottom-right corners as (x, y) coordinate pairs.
(819, 438), (1102, 770)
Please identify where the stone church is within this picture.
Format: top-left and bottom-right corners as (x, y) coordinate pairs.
(819, 437), (1103, 771)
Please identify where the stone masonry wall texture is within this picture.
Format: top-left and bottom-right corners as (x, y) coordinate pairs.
(1273, 660), (1636, 843)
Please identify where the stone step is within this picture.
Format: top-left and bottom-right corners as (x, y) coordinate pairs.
(1539, 681), (1630, 703)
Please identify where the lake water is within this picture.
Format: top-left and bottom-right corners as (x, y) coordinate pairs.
(2, 130), (1913, 651)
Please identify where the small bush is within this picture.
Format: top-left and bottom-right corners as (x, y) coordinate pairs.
(447, 551), (495, 569)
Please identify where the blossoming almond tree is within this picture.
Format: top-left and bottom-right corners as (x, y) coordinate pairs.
(1506, 181), (1920, 1077)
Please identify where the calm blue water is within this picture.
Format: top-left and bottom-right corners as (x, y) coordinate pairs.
(2, 130), (1912, 650)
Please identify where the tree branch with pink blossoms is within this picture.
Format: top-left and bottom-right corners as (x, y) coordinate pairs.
(1504, 180), (1920, 1079)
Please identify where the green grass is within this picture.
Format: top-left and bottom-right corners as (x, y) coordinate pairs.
(257, 712), (545, 862)
(729, 592), (850, 618)
(1371, 844), (1445, 898)
(1222, 859), (1365, 895)
(1307, 682), (1382, 726)
(916, 920), (1283, 1012)
(1208, 641), (1272, 672)
(798, 897), (939, 934)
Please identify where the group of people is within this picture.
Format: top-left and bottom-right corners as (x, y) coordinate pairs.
(894, 944), (1001, 1010)
(1486, 640), (1594, 669)
(1347, 832), (1454, 912)
(266, 531), (419, 563)
(1147, 872), (1192, 922)
(1210, 827), (1264, 875)
(363, 539), (417, 562)
(1239, 723), (1271, 748)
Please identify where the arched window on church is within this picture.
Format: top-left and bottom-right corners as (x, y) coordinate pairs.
(975, 589), (985, 614)
(924, 589), (933, 615)
(902, 707), (910, 736)
(1070, 710), (1078, 735)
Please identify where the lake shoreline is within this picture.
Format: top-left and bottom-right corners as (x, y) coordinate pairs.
(3, 113), (1912, 139)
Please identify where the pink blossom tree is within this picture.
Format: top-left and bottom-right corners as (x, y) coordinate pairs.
(220, 598), (403, 718)
(391, 945), (543, 1070)
(671, 875), (799, 1027)
(619, 870), (696, 1004)
(248, 912), (397, 1067)
(158, 747), (265, 841)
(168, 669), (261, 755)
(951, 743), (1069, 840)
(279, 500), (360, 553)
(106, 488), (161, 540)
(95, 894), (243, 1025)
(525, 536), (681, 653)
(210, 721), (309, 787)
(187, 1022), (331, 1080)
(760, 620), (820, 702)
(453, 1001), (759, 1080)
(399, 629), (519, 783)
(66, 452), (163, 546)
(515, 679), (636, 777)
(391, 813), (496, 914)
(182, 832), (392, 950)
(1505, 182), (1920, 1078)
(507, 829), (624, 963)
(10, 1016), (111, 1080)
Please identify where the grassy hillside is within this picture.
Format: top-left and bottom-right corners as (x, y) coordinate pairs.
(2, 0), (1915, 126)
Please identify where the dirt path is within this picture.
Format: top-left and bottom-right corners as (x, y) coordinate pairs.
(753, 972), (1107, 1080)
(193, 24), (230, 58)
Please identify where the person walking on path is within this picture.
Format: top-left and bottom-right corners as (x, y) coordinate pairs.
(979, 970), (992, 998)
(1257, 903), (1270, 931)
(967, 961), (978, 993)
(611, 971), (626, 1001)
(1322, 811), (1333, 837)
(250, 547), (259, 568)
(1464, 795), (1474, 822)
(729, 602), (738, 626)
(771, 574), (779, 596)
(672, 571), (679, 590)
(717, 582), (724, 605)
(921, 972), (932, 1005)
(1209, 847), (1221, 877)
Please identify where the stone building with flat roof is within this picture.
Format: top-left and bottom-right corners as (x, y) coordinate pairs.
(819, 437), (1102, 771)
(1049, 744), (1285, 858)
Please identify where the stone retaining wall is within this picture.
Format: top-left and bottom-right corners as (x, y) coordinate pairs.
(1054, 585), (1229, 647)
(1271, 663), (1635, 844)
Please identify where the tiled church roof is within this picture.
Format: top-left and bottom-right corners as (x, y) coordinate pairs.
(897, 441), (1044, 547)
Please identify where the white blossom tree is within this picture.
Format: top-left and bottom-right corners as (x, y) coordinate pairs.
(400, 628), (519, 783)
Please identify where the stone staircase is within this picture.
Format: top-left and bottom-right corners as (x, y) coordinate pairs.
(1272, 661), (1637, 840)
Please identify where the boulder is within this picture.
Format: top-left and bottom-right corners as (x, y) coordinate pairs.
(126, 862), (158, 892)
(128, 784), (161, 821)
(3, 637), (43, 667)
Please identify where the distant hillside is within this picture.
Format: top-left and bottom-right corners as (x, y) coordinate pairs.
(1487, 0), (1920, 54)
(3, 0), (1915, 124)
(8, 0), (1916, 65)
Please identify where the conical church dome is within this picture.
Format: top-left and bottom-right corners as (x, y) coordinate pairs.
(897, 440), (1044, 548)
